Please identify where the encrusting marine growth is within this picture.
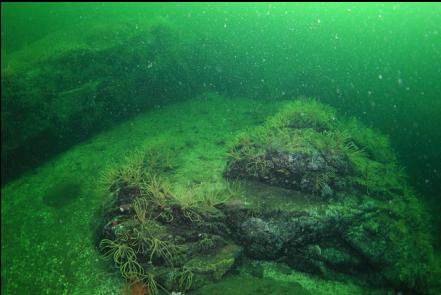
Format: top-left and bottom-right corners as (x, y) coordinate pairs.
(97, 99), (440, 295)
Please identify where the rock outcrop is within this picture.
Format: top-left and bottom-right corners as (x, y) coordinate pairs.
(223, 100), (439, 294)
(97, 100), (440, 294)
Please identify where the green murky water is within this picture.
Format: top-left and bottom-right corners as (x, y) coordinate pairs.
(1, 3), (440, 295)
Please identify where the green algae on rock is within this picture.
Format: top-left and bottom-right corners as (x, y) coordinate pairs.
(223, 99), (440, 294)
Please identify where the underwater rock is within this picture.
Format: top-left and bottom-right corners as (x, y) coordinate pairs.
(96, 150), (242, 294)
(184, 243), (242, 288)
(222, 100), (440, 294)
(96, 100), (439, 294)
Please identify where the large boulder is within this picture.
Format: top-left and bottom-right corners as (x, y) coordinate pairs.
(96, 100), (440, 294)
(223, 100), (440, 294)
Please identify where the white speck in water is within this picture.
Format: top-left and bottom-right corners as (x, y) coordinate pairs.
(317, 19), (321, 24)
(397, 78), (403, 85)
(378, 74), (383, 80)
(425, 179), (429, 184)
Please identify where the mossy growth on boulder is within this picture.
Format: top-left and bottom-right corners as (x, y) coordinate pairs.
(225, 99), (402, 200)
(223, 99), (440, 294)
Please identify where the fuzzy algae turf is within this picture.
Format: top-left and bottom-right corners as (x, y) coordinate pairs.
(2, 94), (440, 294)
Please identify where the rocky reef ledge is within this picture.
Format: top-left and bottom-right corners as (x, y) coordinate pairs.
(96, 100), (440, 294)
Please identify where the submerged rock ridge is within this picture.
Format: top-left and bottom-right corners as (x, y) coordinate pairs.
(223, 99), (440, 294)
(97, 100), (440, 294)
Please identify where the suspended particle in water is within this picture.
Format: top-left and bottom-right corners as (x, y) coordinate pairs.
(378, 74), (383, 80)
(317, 19), (321, 24)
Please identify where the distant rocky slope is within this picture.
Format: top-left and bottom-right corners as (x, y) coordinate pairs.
(2, 19), (208, 184)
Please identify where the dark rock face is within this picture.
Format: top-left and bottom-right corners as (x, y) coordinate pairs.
(226, 148), (352, 198)
(219, 201), (375, 274)
(219, 190), (438, 294)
